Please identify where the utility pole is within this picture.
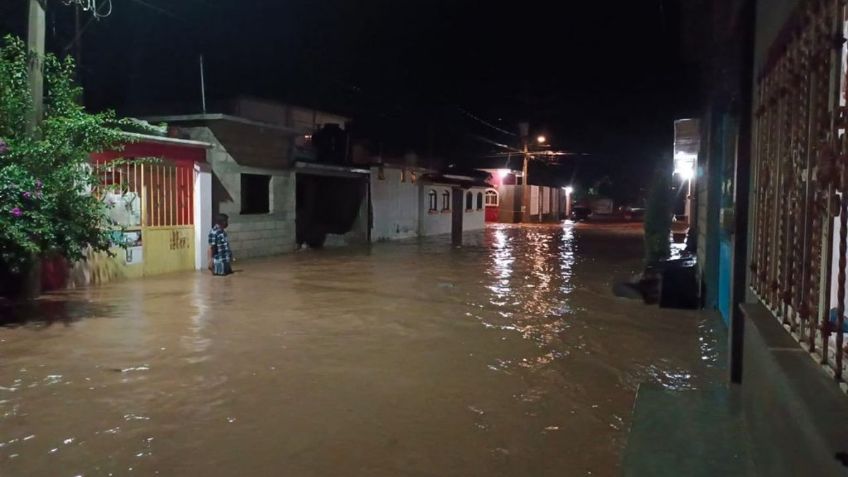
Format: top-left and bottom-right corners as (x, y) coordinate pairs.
(27, 0), (46, 130)
(519, 122), (530, 223)
(522, 140), (529, 223)
(74, 4), (82, 67)
(22, 0), (46, 299)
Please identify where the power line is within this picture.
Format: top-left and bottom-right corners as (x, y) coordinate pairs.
(457, 107), (517, 137)
(126, 0), (180, 20)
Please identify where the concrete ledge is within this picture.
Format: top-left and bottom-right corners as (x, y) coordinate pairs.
(740, 302), (848, 476)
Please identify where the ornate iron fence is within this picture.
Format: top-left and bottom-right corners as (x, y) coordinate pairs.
(751, 0), (847, 382)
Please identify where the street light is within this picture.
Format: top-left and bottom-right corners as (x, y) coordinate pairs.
(522, 133), (550, 222)
(673, 152), (697, 220)
(564, 186), (574, 195)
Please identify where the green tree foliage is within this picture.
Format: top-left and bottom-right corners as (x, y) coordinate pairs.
(0, 35), (130, 273)
(644, 169), (673, 264)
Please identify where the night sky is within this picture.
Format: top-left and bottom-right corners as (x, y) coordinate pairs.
(2, 0), (695, 203)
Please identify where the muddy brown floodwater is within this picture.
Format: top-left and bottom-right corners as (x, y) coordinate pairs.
(0, 223), (722, 477)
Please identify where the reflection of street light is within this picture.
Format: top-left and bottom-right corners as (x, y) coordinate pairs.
(563, 186), (574, 220)
(537, 135), (547, 144)
(497, 168), (510, 179)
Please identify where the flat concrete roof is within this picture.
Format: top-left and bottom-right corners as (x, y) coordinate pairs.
(122, 132), (213, 149)
(294, 161), (370, 177)
(143, 114), (302, 135)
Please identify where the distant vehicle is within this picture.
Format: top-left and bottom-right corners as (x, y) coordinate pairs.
(570, 206), (592, 222)
(624, 208), (645, 221)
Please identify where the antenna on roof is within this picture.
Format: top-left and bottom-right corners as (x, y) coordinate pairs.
(199, 55), (207, 114)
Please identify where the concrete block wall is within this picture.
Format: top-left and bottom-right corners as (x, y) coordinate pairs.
(183, 126), (297, 259)
(225, 214), (294, 259)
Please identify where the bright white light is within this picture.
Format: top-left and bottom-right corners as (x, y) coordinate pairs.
(673, 151), (696, 182)
(497, 169), (510, 179)
(675, 164), (695, 181)
(537, 135), (547, 144)
(564, 186), (574, 195)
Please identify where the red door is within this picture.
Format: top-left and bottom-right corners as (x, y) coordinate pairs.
(485, 206), (499, 222)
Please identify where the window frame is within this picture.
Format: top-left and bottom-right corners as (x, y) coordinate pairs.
(240, 173), (272, 215)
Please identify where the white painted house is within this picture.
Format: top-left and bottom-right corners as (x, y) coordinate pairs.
(370, 164), (490, 241)
(370, 164), (424, 241)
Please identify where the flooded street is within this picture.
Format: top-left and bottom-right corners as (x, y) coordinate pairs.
(0, 223), (722, 477)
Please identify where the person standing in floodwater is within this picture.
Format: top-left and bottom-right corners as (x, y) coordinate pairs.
(208, 214), (233, 276)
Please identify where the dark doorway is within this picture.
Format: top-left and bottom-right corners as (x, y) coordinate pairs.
(296, 173), (366, 248)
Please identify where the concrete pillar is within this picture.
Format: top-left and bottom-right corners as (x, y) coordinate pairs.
(194, 162), (212, 270)
(451, 187), (463, 245)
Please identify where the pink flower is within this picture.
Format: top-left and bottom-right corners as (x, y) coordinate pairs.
(10, 207), (22, 217)
(22, 191), (32, 200)
(0, 139), (7, 155)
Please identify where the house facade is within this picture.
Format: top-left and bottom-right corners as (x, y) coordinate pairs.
(369, 164), (488, 241)
(41, 133), (213, 290)
(481, 168), (565, 223)
(152, 114), (301, 258)
(682, 1), (848, 474)
(370, 164), (423, 241)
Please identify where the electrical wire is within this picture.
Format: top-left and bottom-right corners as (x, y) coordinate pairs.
(61, 0), (112, 19)
(457, 107), (517, 137)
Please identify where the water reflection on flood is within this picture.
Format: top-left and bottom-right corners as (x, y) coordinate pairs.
(0, 223), (722, 477)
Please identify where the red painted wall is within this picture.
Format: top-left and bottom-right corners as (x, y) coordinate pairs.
(91, 141), (205, 166)
(485, 206), (499, 222)
(41, 139), (206, 291)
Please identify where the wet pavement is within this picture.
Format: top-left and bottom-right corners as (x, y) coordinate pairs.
(0, 223), (724, 476)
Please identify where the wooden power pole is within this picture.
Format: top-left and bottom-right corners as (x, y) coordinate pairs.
(27, 0), (46, 130)
(519, 122), (529, 222)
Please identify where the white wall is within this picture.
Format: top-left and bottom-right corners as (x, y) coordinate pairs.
(419, 185), (453, 236)
(530, 186), (540, 215)
(463, 187), (486, 231)
(370, 166), (420, 241)
(184, 126), (296, 259)
(194, 162), (212, 270)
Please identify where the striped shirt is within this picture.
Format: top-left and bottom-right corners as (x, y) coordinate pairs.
(208, 225), (232, 263)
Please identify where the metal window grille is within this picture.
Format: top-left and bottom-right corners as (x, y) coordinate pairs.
(93, 158), (194, 228)
(750, 0), (847, 381)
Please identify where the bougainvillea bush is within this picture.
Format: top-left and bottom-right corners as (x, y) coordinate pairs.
(0, 35), (129, 276)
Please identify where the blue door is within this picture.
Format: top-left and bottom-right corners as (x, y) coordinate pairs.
(718, 238), (733, 325)
(717, 116), (737, 325)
